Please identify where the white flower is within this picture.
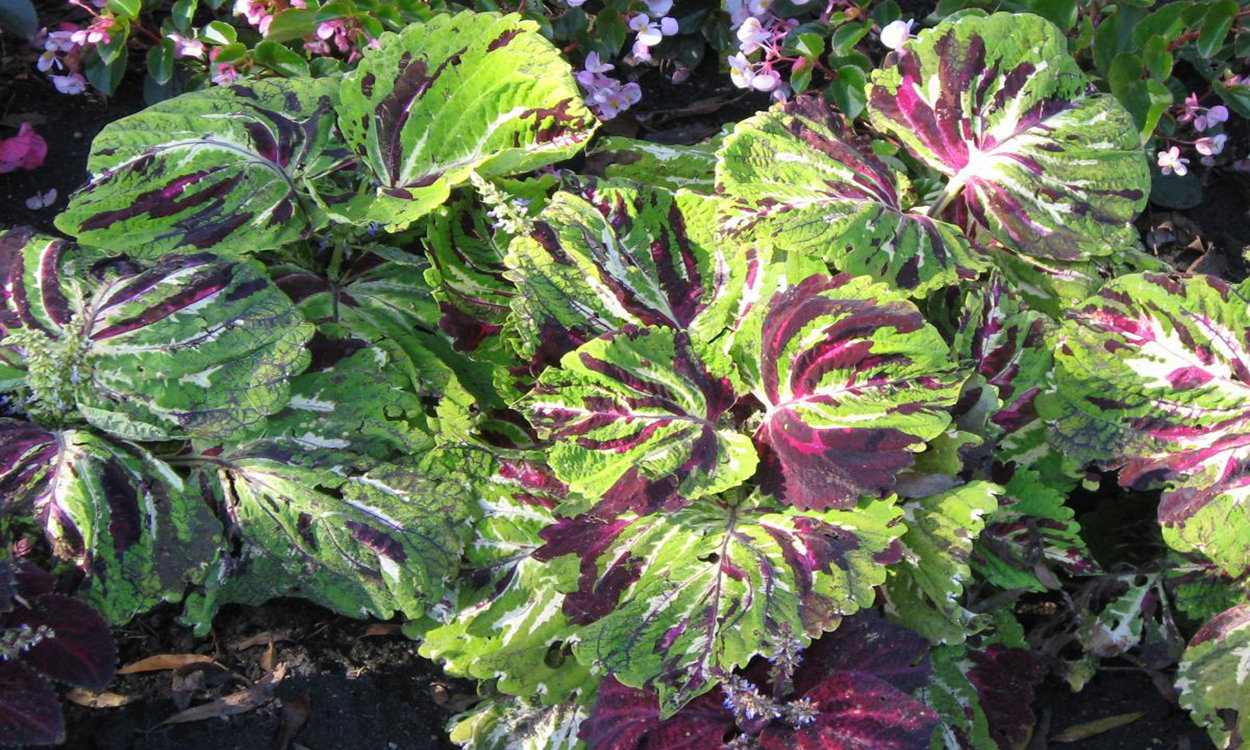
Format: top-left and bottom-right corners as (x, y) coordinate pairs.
(1195, 134), (1227, 156)
(880, 19), (915, 51)
(51, 73), (86, 94)
(43, 30), (77, 53)
(750, 68), (780, 91)
(630, 13), (678, 49)
(632, 39), (653, 61)
(748, 0), (774, 15)
(725, 0), (751, 27)
(25, 188), (56, 210)
(566, 0), (586, 5)
(583, 51), (613, 74)
(36, 51), (62, 72)
(1156, 146), (1189, 176)
(737, 17), (770, 54)
(645, 0), (673, 15)
(728, 52), (754, 89)
(168, 32), (204, 58)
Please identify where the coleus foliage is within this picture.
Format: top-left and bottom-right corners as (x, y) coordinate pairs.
(0, 560), (116, 746)
(14, 6), (1245, 750)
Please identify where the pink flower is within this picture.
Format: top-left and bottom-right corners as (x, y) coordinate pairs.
(1194, 104), (1229, 132)
(168, 32), (204, 58)
(1156, 146), (1189, 176)
(0, 124), (49, 174)
(212, 62), (240, 85)
(1179, 93), (1202, 123)
(51, 73), (87, 94)
(70, 17), (113, 46)
(1195, 133), (1227, 156)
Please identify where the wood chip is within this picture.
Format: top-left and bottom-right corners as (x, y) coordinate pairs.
(1051, 712), (1144, 743)
(360, 623), (402, 638)
(64, 689), (136, 708)
(118, 654), (216, 674)
(161, 663), (288, 725)
(232, 632), (291, 651)
(261, 640), (277, 672)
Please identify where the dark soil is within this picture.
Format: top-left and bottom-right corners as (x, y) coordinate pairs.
(60, 600), (461, 750)
(1035, 670), (1215, 750)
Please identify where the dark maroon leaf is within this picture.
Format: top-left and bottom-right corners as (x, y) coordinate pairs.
(0, 659), (64, 746)
(794, 611), (931, 696)
(13, 594), (117, 691)
(966, 645), (1045, 750)
(580, 676), (734, 750)
(757, 671), (938, 750)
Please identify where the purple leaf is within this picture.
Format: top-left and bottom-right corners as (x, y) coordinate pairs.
(0, 659), (64, 746)
(966, 645), (1045, 750)
(757, 672), (938, 750)
(580, 676), (734, 750)
(753, 274), (963, 509)
(12, 594), (117, 692)
(794, 611), (931, 696)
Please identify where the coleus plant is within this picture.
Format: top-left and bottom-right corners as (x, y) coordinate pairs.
(3, 6), (1247, 750)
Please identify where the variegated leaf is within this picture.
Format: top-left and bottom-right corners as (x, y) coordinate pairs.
(1177, 603), (1250, 749)
(885, 481), (1000, 644)
(337, 10), (596, 230)
(504, 181), (752, 371)
(589, 135), (722, 195)
(1045, 272), (1250, 576)
(746, 273), (965, 510)
(57, 78), (349, 257)
(187, 440), (478, 625)
(521, 325), (757, 513)
(534, 492), (904, 717)
(449, 693), (591, 750)
(717, 96), (987, 296)
(420, 459), (592, 703)
(0, 420), (222, 624)
(2, 243), (313, 441)
(868, 13), (1149, 261)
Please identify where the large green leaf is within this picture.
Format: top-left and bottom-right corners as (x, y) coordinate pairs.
(868, 13), (1149, 261)
(521, 325), (757, 513)
(337, 10), (597, 229)
(503, 181), (751, 370)
(420, 459), (590, 703)
(0, 421), (222, 624)
(589, 135), (722, 195)
(186, 440), (479, 625)
(256, 324), (434, 458)
(1177, 603), (1250, 749)
(534, 492), (904, 717)
(448, 693), (591, 750)
(885, 481), (1000, 643)
(2, 241), (312, 441)
(57, 78), (349, 257)
(717, 96), (987, 296)
(1045, 272), (1250, 576)
(744, 273), (965, 510)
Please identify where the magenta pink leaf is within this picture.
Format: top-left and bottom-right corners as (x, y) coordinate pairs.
(0, 124), (48, 174)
